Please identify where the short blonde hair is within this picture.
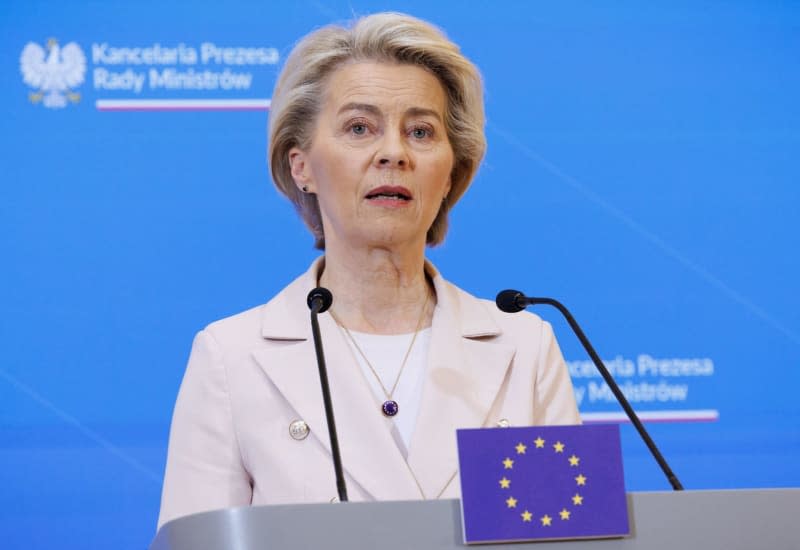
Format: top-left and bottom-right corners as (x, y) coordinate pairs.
(268, 12), (486, 249)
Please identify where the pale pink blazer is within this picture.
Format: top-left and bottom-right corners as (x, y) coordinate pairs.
(158, 259), (580, 528)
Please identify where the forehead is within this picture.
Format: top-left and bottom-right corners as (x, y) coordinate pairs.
(322, 61), (447, 115)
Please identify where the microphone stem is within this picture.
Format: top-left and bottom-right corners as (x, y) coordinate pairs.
(529, 297), (684, 491)
(310, 303), (349, 502)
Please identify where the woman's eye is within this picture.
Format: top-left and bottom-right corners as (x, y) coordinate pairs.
(411, 127), (431, 139)
(347, 120), (371, 136)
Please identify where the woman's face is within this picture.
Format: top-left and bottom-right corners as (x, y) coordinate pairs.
(289, 61), (454, 252)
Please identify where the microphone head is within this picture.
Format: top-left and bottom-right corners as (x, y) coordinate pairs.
(496, 289), (526, 313)
(307, 287), (333, 313)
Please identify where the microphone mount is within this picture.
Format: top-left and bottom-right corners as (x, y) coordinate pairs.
(307, 287), (348, 502)
(496, 289), (684, 491)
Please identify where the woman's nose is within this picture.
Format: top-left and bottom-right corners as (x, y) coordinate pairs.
(375, 133), (409, 168)
(378, 156), (406, 167)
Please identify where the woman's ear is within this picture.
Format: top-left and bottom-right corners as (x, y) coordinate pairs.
(288, 147), (314, 193)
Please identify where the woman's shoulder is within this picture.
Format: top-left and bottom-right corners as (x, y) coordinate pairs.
(202, 303), (267, 347)
(200, 262), (317, 350)
(435, 274), (550, 339)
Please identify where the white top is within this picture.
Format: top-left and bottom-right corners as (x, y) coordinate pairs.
(341, 328), (432, 458)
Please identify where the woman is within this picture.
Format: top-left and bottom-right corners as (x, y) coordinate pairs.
(158, 12), (579, 529)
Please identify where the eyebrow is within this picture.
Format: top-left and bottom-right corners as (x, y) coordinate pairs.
(337, 102), (443, 122)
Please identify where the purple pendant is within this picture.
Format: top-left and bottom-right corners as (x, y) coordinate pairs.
(382, 400), (399, 417)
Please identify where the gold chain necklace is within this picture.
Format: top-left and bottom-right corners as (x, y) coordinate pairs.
(331, 290), (430, 417)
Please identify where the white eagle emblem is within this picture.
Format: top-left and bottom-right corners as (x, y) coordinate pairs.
(20, 38), (87, 109)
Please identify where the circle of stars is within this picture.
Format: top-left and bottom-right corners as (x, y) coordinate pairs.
(498, 436), (587, 528)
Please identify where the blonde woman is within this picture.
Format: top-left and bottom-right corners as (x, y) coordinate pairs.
(158, 12), (579, 529)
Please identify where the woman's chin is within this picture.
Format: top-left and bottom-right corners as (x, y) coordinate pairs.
(356, 227), (426, 251)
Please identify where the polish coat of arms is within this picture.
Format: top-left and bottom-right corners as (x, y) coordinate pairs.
(20, 38), (87, 109)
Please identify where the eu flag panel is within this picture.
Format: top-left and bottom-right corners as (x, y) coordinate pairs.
(458, 425), (628, 544)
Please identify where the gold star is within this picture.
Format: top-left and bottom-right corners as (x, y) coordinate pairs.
(568, 454), (580, 467)
(521, 510), (532, 522)
(540, 514), (552, 526)
(503, 457), (514, 469)
(572, 493), (584, 506)
(534, 437), (545, 448)
(575, 474), (587, 486)
(506, 496), (518, 508)
(553, 441), (565, 453)
(499, 477), (511, 489)
(515, 442), (527, 454)
(559, 508), (571, 520)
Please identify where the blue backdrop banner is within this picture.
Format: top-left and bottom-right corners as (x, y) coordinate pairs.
(1, 2), (798, 549)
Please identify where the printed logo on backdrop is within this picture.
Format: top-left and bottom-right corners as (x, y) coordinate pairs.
(20, 39), (278, 111)
(20, 39), (87, 109)
(569, 354), (719, 423)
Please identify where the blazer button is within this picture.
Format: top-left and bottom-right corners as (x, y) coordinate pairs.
(289, 419), (310, 440)
(496, 418), (510, 428)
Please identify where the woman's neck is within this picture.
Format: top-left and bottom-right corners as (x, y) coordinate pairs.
(319, 241), (434, 334)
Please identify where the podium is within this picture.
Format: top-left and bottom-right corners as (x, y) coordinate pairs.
(150, 489), (799, 549)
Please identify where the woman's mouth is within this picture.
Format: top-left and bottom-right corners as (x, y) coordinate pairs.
(365, 186), (413, 203)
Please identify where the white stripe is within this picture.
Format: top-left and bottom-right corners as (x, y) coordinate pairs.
(96, 98), (271, 110)
(581, 409), (719, 423)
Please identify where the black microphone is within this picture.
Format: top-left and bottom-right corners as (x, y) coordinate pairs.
(496, 289), (684, 491)
(496, 289), (527, 313)
(307, 287), (333, 313)
(307, 287), (348, 502)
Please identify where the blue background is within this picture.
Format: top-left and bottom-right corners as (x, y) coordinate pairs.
(2, 1), (798, 548)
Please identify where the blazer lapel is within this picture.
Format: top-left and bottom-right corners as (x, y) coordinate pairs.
(407, 265), (515, 499)
(252, 260), (423, 501)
